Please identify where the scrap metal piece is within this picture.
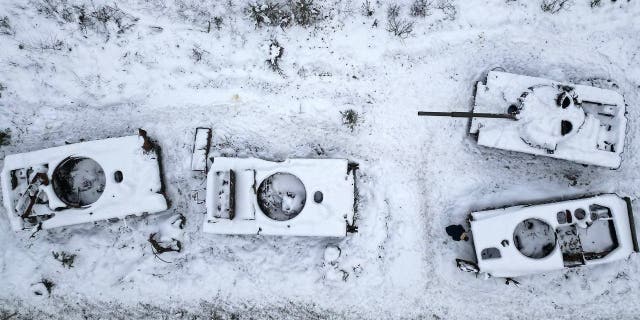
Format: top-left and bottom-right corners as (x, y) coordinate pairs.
(191, 127), (212, 172)
(213, 170), (235, 219)
(456, 259), (479, 273)
(15, 171), (49, 218)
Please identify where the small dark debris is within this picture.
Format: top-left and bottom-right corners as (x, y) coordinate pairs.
(361, 0), (375, 16)
(564, 173), (578, 186)
(191, 46), (206, 63)
(148, 233), (182, 254)
(446, 224), (468, 241)
(347, 162), (359, 175)
(505, 278), (520, 286)
(507, 104), (519, 115)
(138, 128), (154, 152)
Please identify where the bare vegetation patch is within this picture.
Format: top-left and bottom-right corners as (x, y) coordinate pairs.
(0, 128), (10, 146)
(290, 0), (321, 26)
(208, 16), (223, 32)
(90, 6), (137, 35)
(36, 1), (138, 41)
(434, 0), (457, 20)
(247, 1), (291, 28)
(38, 38), (67, 51)
(0, 309), (18, 319)
(173, 0), (229, 31)
(410, 0), (432, 17)
(246, 0), (323, 28)
(0, 16), (13, 35)
(541, 0), (572, 13)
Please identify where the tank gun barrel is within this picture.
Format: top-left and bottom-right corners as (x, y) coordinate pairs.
(417, 111), (517, 120)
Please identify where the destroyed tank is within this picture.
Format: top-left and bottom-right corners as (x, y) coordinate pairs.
(464, 194), (638, 278)
(0, 130), (168, 230)
(419, 71), (628, 169)
(203, 157), (357, 237)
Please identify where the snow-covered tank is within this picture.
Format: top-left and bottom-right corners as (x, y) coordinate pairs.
(469, 71), (627, 168)
(203, 157), (356, 237)
(0, 130), (168, 230)
(469, 194), (638, 278)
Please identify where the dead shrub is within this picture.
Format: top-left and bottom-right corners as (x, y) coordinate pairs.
(361, 0), (375, 16)
(213, 16), (223, 30)
(191, 46), (208, 63)
(341, 109), (360, 131)
(36, 278), (55, 296)
(386, 4), (413, 38)
(52, 251), (76, 268)
(266, 39), (284, 74)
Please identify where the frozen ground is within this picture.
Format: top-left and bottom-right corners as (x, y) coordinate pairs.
(0, 0), (640, 319)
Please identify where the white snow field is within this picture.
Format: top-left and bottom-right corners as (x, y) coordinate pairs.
(0, 0), (639, 319)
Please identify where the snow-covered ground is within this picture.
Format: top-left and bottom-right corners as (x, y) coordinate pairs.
(1, 0), (639, 318)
